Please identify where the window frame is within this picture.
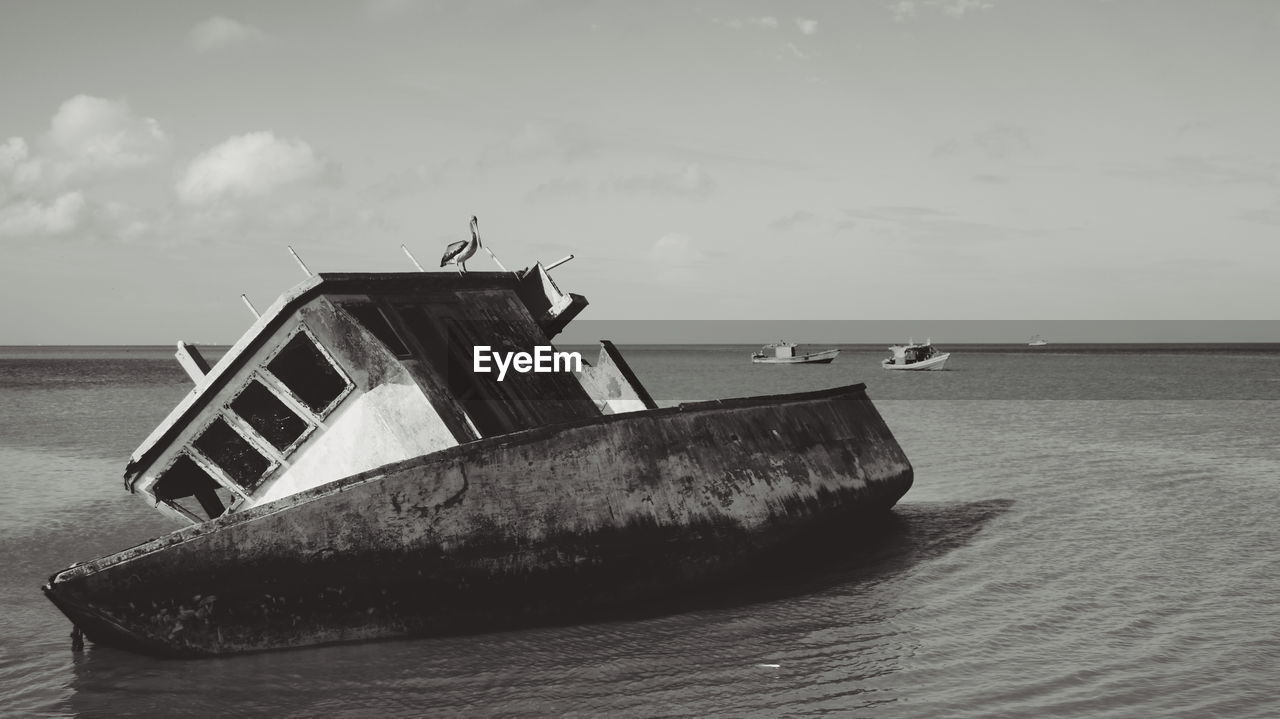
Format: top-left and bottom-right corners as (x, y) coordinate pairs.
(186, 412), (282, 494)
(261, 324), (355, 420)
(151, 448), (251, 522)
(225, 373), (319, 458)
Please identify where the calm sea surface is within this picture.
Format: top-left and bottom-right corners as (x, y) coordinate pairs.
(1, 345), (1277, 718)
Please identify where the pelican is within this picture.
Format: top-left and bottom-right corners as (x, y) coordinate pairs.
(440, 216), (481, 275)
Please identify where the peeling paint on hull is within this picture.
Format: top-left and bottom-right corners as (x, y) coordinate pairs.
(44, 384), (912, 657)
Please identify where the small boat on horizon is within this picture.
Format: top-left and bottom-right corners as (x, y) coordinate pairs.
(1028, 335), (1049, 346)
(881, 339), (950, 371)
(751, 342), (840, 365)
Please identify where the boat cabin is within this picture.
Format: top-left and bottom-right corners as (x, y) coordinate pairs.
(753, 342), (797, 360)
(127, 266), (655, 526)
(885, 340), (938, 365)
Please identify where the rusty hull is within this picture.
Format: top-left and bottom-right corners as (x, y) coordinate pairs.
(44, 384), (912, 657)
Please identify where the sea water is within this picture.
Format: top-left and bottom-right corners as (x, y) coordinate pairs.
(1, 345), (1277, 718)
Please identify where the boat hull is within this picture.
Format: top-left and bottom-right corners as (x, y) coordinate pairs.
(44, 384), (912, 657)
(751, 348), (840, 364)
(881, 353), (950, 371)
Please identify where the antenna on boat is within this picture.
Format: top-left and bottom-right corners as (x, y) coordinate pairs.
(472, 216), (513, 274)
(400, 244), (426, 272)
(287, 246), (313, 278)
(240, 294), (261, 319)
(545, 254), (575, 272)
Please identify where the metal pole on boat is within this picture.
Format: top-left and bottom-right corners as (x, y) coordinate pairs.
(399, 243), (424, 271)
(240, 294), (261, 319)
(287, 246), (313, 277)
(471, 216), (513, 274)
(483, 245), (510, 273)
(545, 254), (574, 272)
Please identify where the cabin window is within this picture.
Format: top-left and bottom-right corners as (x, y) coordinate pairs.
(229, 379), (309, 452)
(193, 417), (272, 490)
(153, 454), (236, 520)
(266, 331), (350, 415)
(343, 304), (411, 358)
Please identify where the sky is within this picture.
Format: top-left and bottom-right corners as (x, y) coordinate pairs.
(1, 0), (1278, 344)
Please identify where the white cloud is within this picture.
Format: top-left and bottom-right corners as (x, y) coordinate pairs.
(0, 137), (29, 175)
(524, 177), (589, 203)
(890, 0), (996, 20)
(607, 164), (715, 197)
(187, 16), (267, 54)
(727, 16), (780, 30)
(650, 233), (708, 285)
(2, 96), (169, 192)
(770, 210), (817, 231)
(176, 132), (337, 205)
(777, 42), (808, 60)
(795, 17), (819, 34)
(941, 0), (996, 16)
(0, 191), (86, 238)
(889, 1), (918, 21)
(46, 95), (169, 173)
(0, 96), (169, 240)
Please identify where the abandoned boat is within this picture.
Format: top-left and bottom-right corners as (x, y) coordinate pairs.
(751, 342), (839, 365)
(882, 339), (950, 371)
(43, 258), (913, 658)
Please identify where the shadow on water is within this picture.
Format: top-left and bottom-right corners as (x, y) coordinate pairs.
(51, 499), (1013, 718)
(627, 498), (1016, 619)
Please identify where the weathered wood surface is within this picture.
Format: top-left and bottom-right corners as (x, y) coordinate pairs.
(45, 384), (912, 657)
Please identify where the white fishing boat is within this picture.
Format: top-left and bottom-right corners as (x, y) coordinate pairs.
(751, 342), (839, 365)
(1028, 335), (1048, 347)
(881, 339), (950, 371)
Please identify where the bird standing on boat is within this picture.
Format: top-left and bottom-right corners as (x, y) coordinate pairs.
(440, 216), (481, 275)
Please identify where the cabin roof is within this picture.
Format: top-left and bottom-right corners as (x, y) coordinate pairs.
(124, 271), (540, 485)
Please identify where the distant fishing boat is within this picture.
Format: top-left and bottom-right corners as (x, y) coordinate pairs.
(1028, 335), (1048, 347)
(751, 342), (839, 365)
(881, 339), (950, 371)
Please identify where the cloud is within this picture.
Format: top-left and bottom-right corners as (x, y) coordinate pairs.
(889, 1), (918, 21)
(889, 0), (996, 21)
(187, 16), (267, 54)
(606, 164), (715, 197)
(769, 210), (817, 231)
(46, 95), (168, 172)
(1112, 155), (1280, 187)
(650, 233), (708, 285)
(728, 16), (780, 29)
(795, 17), (819, 34)
(2, 96), (169, 192)
(524, 177), (589, 203)
(0, 96), (169, 240)
(776, 42), (808, 60)
(1239, 199), (1280, 226)
(176, 132), (338, 205)
(933, 124), (1032, 161)
(476, 121), (596, 170)
(843, 204), (1041, 257)
(0, 192), (86, 238)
